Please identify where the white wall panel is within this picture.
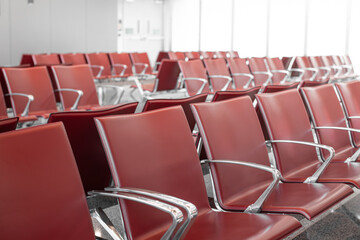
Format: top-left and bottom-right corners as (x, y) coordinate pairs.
(348, 0), (360, 73)
(200, 0), (232, 51)
(268, 0), (306, 57)
(233, 0), (268, 57)
(86, 0), (117, 52)
(51, 0), (87, 53)
(307, 0), (347, 56)
(10, 0), (51, 65)
(171, 0), (200, 51)
(0, 0), (10, 65)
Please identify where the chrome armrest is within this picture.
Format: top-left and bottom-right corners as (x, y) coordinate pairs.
(342, 65), (353, 76)
(271, 70), (290, 84)
(97, 85), (124, 104)
(252, 71), (273, 86)
(208, 75), (232, 91)
(318, 67), (331, 80)
(231, 73), (254, 88)
(348, 116), (360, 119)
(133, 63), (148, 75)
(101, 187), (197, 239)
(200, 159), (281, 213)
(266, 140), (334, 183)
(183, 77), (208, 95)
(302, 67), (319, 81)
(55, 88), (83, 110)
(289, 68), (305, 81)
(5, 93), (34, 117)
(90, 65), (104, 78)
(315, 126), (360, 162)
(89, 190), (184, 240)
(112, 64), (127, 76)
(331, 65), (343, 77)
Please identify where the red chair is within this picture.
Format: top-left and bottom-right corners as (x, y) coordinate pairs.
(154, 51), (170, 71)
(52, 64), (124, 110)
(2, 66), (60, 119)
(248, 57), (273, 86)
(168, 51), (185, 60)
(203, 58), (233, 91)
(0, 117), (18, 133)
(227, 58), (255, 89)
(59, 53), (87, 65)
(266, 57), (290, 84)
(308, 56), (331, 81)
(301, 84), (360, 163)
(94, 106), (301, 239)
(48, 102), (138, 194)
(335, 81), (360, 147)
(257, 89), (360, 188)
(143, 94), (208, 132)
(129, 52), (156, 76)
(32, 53), (61, 66)
(229, 51), (239, 58)
(108, 52), (133, 77)
(321, 56), (346, 82)
(192, 97), (352, 219)
(292, 56), (320, 82)
(342, 55), (359, 79)
(332, 55), (356, 79)
(201, 51), (216, 59)
(215, 51), (229, 58)
(185, 51), (201, 60)
(85, 52), (122, 81)
(130, 59), (181, 99)
(178, 59), (211, 96)
(0, 122), (184, 240)
(262, 83), (298, 93)
(211, 87), (261, 102)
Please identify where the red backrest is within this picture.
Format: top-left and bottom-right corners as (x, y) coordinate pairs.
(0, 123), (95, 240)
(48, 102), (138, 193)
(108, 52), (133, 76)
(248, 57), (270, 86)
(321, 56), (337, 77)
(229, 51), (239, 58)
(202, 51), (216, 59)
(192, 97), (273, 209)
(212, 87), (261, 102)
(2, 66), (58, 116)
(85, 53), (112, 77)
(266, 57), (286, 84)
(335, 81), (360, 146)
(175, 52), (186, 60)
(227, 58), (252, 88)
(309, 56), (330, 79)
(332, 55), (343, 66)
(282, 57), (294, 70)
(178, 59), (211, 96)
(20, 54), (35, 66)
(203, 58), (232, 91)
(32, 54), (61, 66)
(143, 94), (207, 131)
(185, 51), (200, 60)
(60, 53), (87, 65)
(256, 90), (319, 179)
(301, 85), (351, 156)
(52, 64), (99, 110)
(216, 51), (228, 58)
(298, 80), (327, 88)
(0, 65), (31, 108)
(0, 117), (18, 133)
(154, 59), (181, 92)
(95, 107), (210, 239)
(130, 52), (152, 74)
(343, 55), (355, 75)
(154, 51), (169, 70)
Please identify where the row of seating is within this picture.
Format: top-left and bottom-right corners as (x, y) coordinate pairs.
(1, 78), (360, 239)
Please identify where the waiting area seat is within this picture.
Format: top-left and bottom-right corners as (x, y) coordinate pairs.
(0, 117), (18, 133)
(94, 106), (301, 239)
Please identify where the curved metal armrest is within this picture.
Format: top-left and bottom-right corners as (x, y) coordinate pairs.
(315, 126), (360, 162)
(231, 73), (254, 88)
(101, 187), (197, 239)
(331, 65), (342, 77)
(303, 67), (319, 81)
(289, 68), (305, 81)
(342, 65), (353, 76)
(200, 159), (281, 213)
(252, 71), (273, 86)
(208, 75), (232, 90)
(90, 65), (104, 78)
(133, 63), (148, 75)
(271, 70), (290, 83)
(112, 64), (127, 76)
(55, 88), (83, 110)
(97, 85), (124, 104)
(266, 140), (334, 183)
(5, 93), (34, 117)
(348, 116), (360, 119)
(318, 67), (331, 80)
(89, 190), (184, 240)
(183, 77), (208, 95)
